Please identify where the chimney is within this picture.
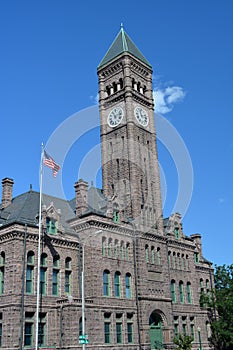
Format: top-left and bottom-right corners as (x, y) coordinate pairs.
(1, 178), (14, 209)
(74, 179), (88, 217)
(190, 233), (202, 255)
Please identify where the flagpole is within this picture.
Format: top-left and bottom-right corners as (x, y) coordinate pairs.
(35, 143), (44, 350)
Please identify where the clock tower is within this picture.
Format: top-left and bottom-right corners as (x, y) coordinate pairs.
(97, 26), (163, 231)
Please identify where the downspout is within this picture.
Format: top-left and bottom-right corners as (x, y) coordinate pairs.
(19, 224), (27, 350)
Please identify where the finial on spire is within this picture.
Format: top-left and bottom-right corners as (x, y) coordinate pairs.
(120, 23), (124, 30)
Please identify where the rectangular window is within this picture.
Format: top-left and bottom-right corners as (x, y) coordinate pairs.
(125, 274), (132, 298)
(26, 266), (33, 294)
(104, 322), (111, 343)
(114, 273), (121, 298)
(116, 322), (122, 343)
(127, 323), (133, 343)
(0, 268), (4, 295)
(24, 312), (34, 347)
(40, 268), (46, 295)
(174, 316), (179, 337)
(104, 313), (111, 344)
(65, 271), (71, 294)
(190, 324), (195, 340)
(194, 252), (199, 263)
(38, 313), (46, 347)
(52, 270), (59, 295)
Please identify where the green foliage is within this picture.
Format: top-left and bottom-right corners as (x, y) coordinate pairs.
(209, 264), (233, 350)
(173, 333), (194, 350)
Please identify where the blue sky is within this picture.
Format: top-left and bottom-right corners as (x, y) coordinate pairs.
(0, 1), (232, 266)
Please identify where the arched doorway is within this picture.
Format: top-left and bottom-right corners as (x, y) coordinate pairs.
(149, 311), (163, 350)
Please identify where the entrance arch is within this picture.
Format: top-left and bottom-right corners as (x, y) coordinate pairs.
(149, 311), (163, 350)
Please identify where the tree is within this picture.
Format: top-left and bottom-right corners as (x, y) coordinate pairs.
(173, 334), (194, 350)
(208, 264), (233, 350)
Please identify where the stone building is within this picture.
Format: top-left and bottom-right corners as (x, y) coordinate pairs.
(0, 28), (213, 350)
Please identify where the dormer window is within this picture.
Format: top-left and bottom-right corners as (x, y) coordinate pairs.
(46, 217), (57, 234)
(174, 227), (180, 239)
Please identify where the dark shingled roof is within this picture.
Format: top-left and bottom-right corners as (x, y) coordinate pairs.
(98, 26), (151, 68)
(0, 186), (107, 230)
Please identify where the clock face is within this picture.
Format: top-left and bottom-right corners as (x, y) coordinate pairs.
(107, 107), (124, 127)
(134, 106), (149, 127)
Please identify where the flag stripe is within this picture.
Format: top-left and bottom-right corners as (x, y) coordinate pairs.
(43, 150), (61, 177)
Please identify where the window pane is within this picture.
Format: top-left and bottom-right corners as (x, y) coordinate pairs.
(116, 323), (122, 343)
(104, 322), (111, 343)
(127, 323), (133, 343)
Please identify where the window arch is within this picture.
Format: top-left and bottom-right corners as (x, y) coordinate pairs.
(179, 281), (184, 303)
(103, 270), (110, 296)
(114, 271), (121, 297)
(0, 252), (5, 295)
(171, 280), (176, 302)
(186, 282), (192, 304)
(26, 251), (35, 294)
(65, 257), (72, 294)
(125, 273), (132, 298)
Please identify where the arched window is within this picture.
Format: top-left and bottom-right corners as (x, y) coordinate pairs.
(145, 245), (149, 263)
(125, 273), (132, 298)
(177, 253), (180, 269)
(157, 247), (161, 265)
(179, 281), (184, 303)
(120, 241), (124, 259)
(108, 238), (112, 257)
(102, 237), (106, 256)
(181, 254), (185, 270)
(174, 227), (179, 239)
(52, 255), (60, 296)
(40, 253), (47, 295)
(65, 257), (72, 294)
(114, 239), (118, 258)
(114, 271), (121, 297)
(126, 243), (130, 261)
(187, 282), (192, 304)
(171, 280), (176, 302)
(0, 252), (5, 295)
(186, 254), (189, 270)
(26, 251), (35, 294)
(103, 270), (110, 296)
(168, 251), (171, 267)
(172, 252), (176, 269)
(151, 246), (155, 264)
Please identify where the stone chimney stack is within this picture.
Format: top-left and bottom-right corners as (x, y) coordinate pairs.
(74, 179), (88, 217)
(1, 178), (14, 209)
(190, 233), (202, 255)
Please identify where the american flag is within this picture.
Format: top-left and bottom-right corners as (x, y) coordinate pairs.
(43, 150), (61, 177)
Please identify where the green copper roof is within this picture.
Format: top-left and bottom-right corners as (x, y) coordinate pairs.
(98, 26), (151, 68)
